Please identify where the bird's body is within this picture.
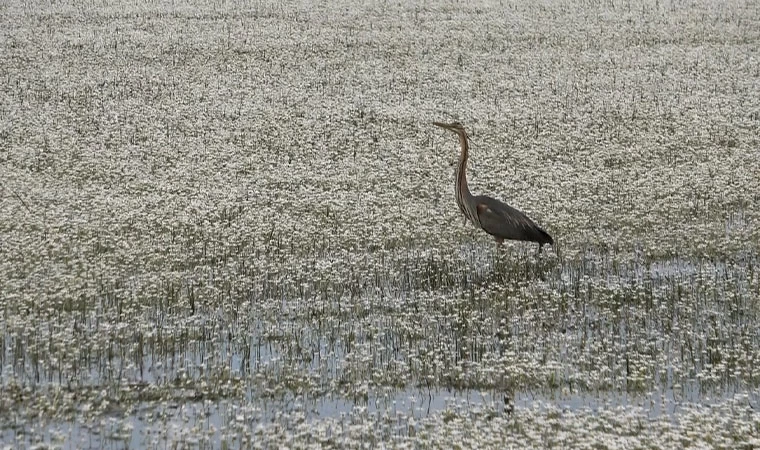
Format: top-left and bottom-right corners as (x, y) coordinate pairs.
(433, 121), (553, 253)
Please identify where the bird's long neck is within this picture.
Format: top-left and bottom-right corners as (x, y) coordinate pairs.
(455, 131), (480, 227)
(456, 132), (472, 197)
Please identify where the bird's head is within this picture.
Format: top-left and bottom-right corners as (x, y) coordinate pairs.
(433, 121), (467, 135)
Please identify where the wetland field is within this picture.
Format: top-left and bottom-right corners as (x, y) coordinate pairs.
(1, 0), (760, 448)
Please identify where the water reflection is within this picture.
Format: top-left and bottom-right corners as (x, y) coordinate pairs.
(5, 384), (757, 449)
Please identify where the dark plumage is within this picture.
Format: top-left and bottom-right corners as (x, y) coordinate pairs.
(474, 196), (553, 246)
(433, 121), (554, 253)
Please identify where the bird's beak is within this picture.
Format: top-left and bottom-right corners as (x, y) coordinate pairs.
(432, 121), (453, 130)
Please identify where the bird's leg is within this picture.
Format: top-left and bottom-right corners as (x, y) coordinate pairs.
(536, 244), (543, 257)
(495, 237), (505, 252)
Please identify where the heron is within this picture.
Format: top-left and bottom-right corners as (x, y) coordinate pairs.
(433, 121), (554, 254)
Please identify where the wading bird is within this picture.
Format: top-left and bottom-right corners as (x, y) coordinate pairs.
(433, 121), (554, 254)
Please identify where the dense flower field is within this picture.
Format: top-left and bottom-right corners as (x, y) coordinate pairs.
(1, 0), (758, 447)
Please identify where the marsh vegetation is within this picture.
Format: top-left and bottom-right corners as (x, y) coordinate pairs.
(1, 0), (759, 447)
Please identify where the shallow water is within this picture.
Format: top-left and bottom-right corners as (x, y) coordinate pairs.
(3, 251), (757, 447)
(5, 383), (758, 449)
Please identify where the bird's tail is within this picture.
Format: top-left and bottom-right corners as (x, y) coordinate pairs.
(538, 227), (554, 246)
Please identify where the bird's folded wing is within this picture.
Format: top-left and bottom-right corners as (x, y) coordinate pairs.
(475, 198), (545, 242)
